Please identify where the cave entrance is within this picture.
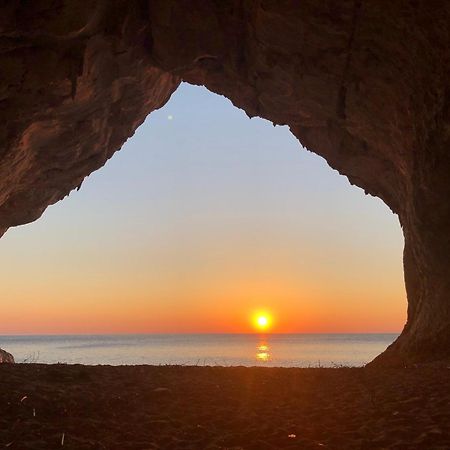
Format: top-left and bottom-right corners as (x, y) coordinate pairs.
(0, 84), (404, 364)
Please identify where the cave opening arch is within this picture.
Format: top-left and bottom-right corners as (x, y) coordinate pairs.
(2, 1), (450, 364)
(1, 83), (405, 356)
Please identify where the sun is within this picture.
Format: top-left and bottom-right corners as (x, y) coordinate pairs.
(253, 312), (272, 332)
(257, 316), (268, 328)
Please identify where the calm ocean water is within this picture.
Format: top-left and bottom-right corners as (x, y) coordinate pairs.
(0, 334), (397, 367)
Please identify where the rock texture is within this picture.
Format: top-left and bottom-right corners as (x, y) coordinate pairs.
(1, 1), (449, 365)
(0, 349), (14, 364)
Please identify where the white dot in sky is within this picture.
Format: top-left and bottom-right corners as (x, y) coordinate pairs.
(167, 115), (173, 120)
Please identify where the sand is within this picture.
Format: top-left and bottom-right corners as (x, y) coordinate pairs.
(0, 364), (449, 449)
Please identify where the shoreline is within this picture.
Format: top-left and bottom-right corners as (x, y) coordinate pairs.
(0, 364), (448, 449)
(0, 333), (399, 367)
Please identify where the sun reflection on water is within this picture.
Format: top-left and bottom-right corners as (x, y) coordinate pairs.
(256, 338), (271, 362)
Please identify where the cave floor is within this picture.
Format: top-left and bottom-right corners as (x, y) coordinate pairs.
(0, 364), (449, 449)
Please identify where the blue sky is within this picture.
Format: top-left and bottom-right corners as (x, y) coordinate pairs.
(0, 83), (405, 333)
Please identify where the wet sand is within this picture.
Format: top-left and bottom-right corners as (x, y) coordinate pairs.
(0, 364), (449, 449)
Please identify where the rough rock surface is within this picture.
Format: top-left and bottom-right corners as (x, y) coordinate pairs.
(0, 349), (14, 364)
(1, 1), (449, 365)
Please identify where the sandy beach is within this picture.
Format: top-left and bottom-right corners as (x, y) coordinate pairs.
(0, 364), (448, 449)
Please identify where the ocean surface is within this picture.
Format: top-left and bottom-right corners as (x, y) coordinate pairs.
(0, 334), (398, 367)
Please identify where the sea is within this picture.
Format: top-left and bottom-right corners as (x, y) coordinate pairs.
(0, 334), (397, 367)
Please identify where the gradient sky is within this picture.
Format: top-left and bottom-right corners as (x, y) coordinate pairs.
(0, 84), (405, 334)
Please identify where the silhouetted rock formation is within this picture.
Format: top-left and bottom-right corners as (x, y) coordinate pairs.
(0, 349), (14, 364)
(1, 1), (449, 365)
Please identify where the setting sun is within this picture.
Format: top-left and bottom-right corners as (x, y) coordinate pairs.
(253, 313), (272, 332)
(257, 316), (268, 328)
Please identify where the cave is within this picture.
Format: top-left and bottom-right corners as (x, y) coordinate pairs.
(1, 1), (449, 365)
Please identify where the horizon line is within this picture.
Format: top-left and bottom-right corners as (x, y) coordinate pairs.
(0, 331), (401, 336)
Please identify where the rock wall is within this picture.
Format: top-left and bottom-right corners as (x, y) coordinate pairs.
(0, 349), (14, 364)
(1, 1), (450, 364)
